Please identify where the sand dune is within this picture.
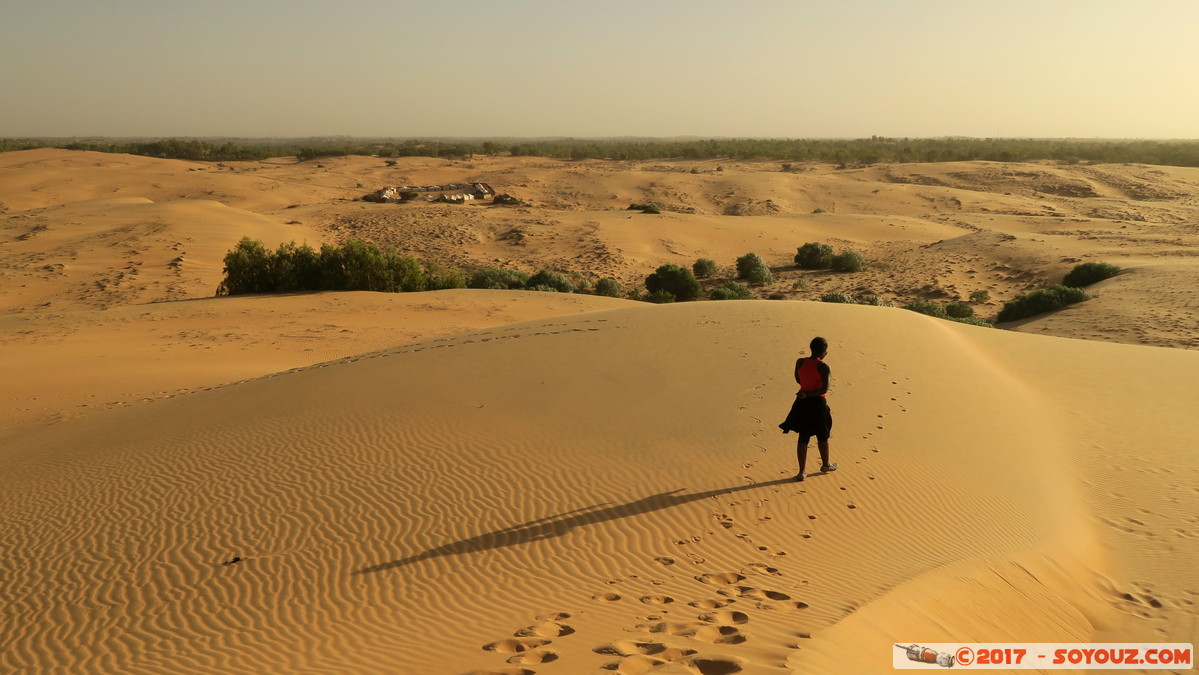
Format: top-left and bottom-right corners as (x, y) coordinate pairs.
(2, 148), (1198, 673)
(0, 290), (631, 434)
(3, 301), (1197, 673)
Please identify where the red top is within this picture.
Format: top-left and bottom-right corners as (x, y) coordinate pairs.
(796, 357), (829, 397)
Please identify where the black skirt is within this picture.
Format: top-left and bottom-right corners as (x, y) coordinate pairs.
(779, 396), (832, 440)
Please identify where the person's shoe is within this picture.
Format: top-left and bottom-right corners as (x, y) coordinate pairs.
(794, 472), (805, 482)
(820, 463), (838, 473)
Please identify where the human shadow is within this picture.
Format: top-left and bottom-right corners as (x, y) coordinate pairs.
(354, 477), (795, 575)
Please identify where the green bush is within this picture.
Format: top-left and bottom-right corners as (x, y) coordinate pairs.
(902, 299), (948, 319)
(997, 285), (1090, 322)
(795, 242), (834, 269)
(969, 289), (991, 303)
(858, 295), (892, 306)
(791, 279), (808, 291)
(830, 250), (865, 273)
(944, 301), (974, 318)
(950, 316), (994, 328)
(219, 237), (274, 295)
(1063, 262), (1120, 287)
(820, 292), (856, 304)
(569, 272), (592, 292)
(382, 250), (427, 292)
(595, 278), (621, 297)
(526, 269), (576, 293)
(469, 267), (529, 290)
(693, 258), (719, 278)
(646, 289), (676, 303)
(710, 281), (753, 300)
(645, 264), (701, 301)
(527, 284), (560, 292)
(267, 241), (321, 292)
(424, 261), (466, 290)
(338, 239), (405, 292)
(217, 237), (480, 296)
(735, 252), (773, 285)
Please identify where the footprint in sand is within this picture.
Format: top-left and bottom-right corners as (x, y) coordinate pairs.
(593, 639), (671, 657)
(506, 650), (557, 665)
(682, 624), (748, 645)
(746, 562), (780, 576)
(514, 621), (574, 638)
(462, 668), (534, 675)
(594, 643), (699, 674)
(697, 572), (746, 586)
(482, 637), (550, 654)
(698, 609), (750, 625)
(636, 619), (703, 635)
(689, 598), (734, 610)
(639, 594), (675, 605)
(735, 586), (792, 602)
(654, 556), (676, 566)
(592, 592), (622, 602)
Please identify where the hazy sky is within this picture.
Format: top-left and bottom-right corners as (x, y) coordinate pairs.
(3, 0), (1196, 138)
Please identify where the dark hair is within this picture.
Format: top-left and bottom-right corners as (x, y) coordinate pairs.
(810, 336), (828, 355)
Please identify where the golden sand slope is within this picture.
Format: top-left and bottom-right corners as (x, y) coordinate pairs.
(0, 290), (632, 435)
(4, 301), (1197, 674)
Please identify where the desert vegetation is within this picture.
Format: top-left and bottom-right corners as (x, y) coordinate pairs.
(1062, 262), (1121, 287)
(9, 136), (1199, 168)
(644, 264), (702, 302)
(709, 281), (753, 300)
(794, 242), (865, 273)
(997, 286), (1091, 323)
(692, 258), (719, 278)
(735, 253), (773, 285)
(216, 238), (466, 296)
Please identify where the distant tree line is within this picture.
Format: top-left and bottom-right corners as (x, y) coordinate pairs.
(7, 136), (1199, 168)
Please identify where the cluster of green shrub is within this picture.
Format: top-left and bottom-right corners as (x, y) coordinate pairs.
(794, 242), (865, 272)
(641, 252), (778, 303)
(215, 238), (1114, 327)
(216, 238), (467, 295)
(991, 262), (1115, 322)
(645, 265), (702, 302)
(735, 253), (773, 285)
(11, 136), (1199, 168)
(217, 237), (623, 299)
(1062, 261), (1120, 287)
(996, 286), (1090, 322)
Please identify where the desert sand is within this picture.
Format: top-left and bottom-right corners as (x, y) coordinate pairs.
(2, 148), (1197, 674)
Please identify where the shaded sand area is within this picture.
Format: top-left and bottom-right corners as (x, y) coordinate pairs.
(2, 148), (1198, 673)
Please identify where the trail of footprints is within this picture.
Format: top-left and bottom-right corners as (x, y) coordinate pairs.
(471, 570), (808, 674)
(469, 352), (906, 673)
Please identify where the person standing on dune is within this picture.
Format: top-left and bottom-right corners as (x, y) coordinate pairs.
(779, 336), (837, 482)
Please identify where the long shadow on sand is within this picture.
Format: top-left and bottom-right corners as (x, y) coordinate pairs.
(354, 477), (795, 575)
